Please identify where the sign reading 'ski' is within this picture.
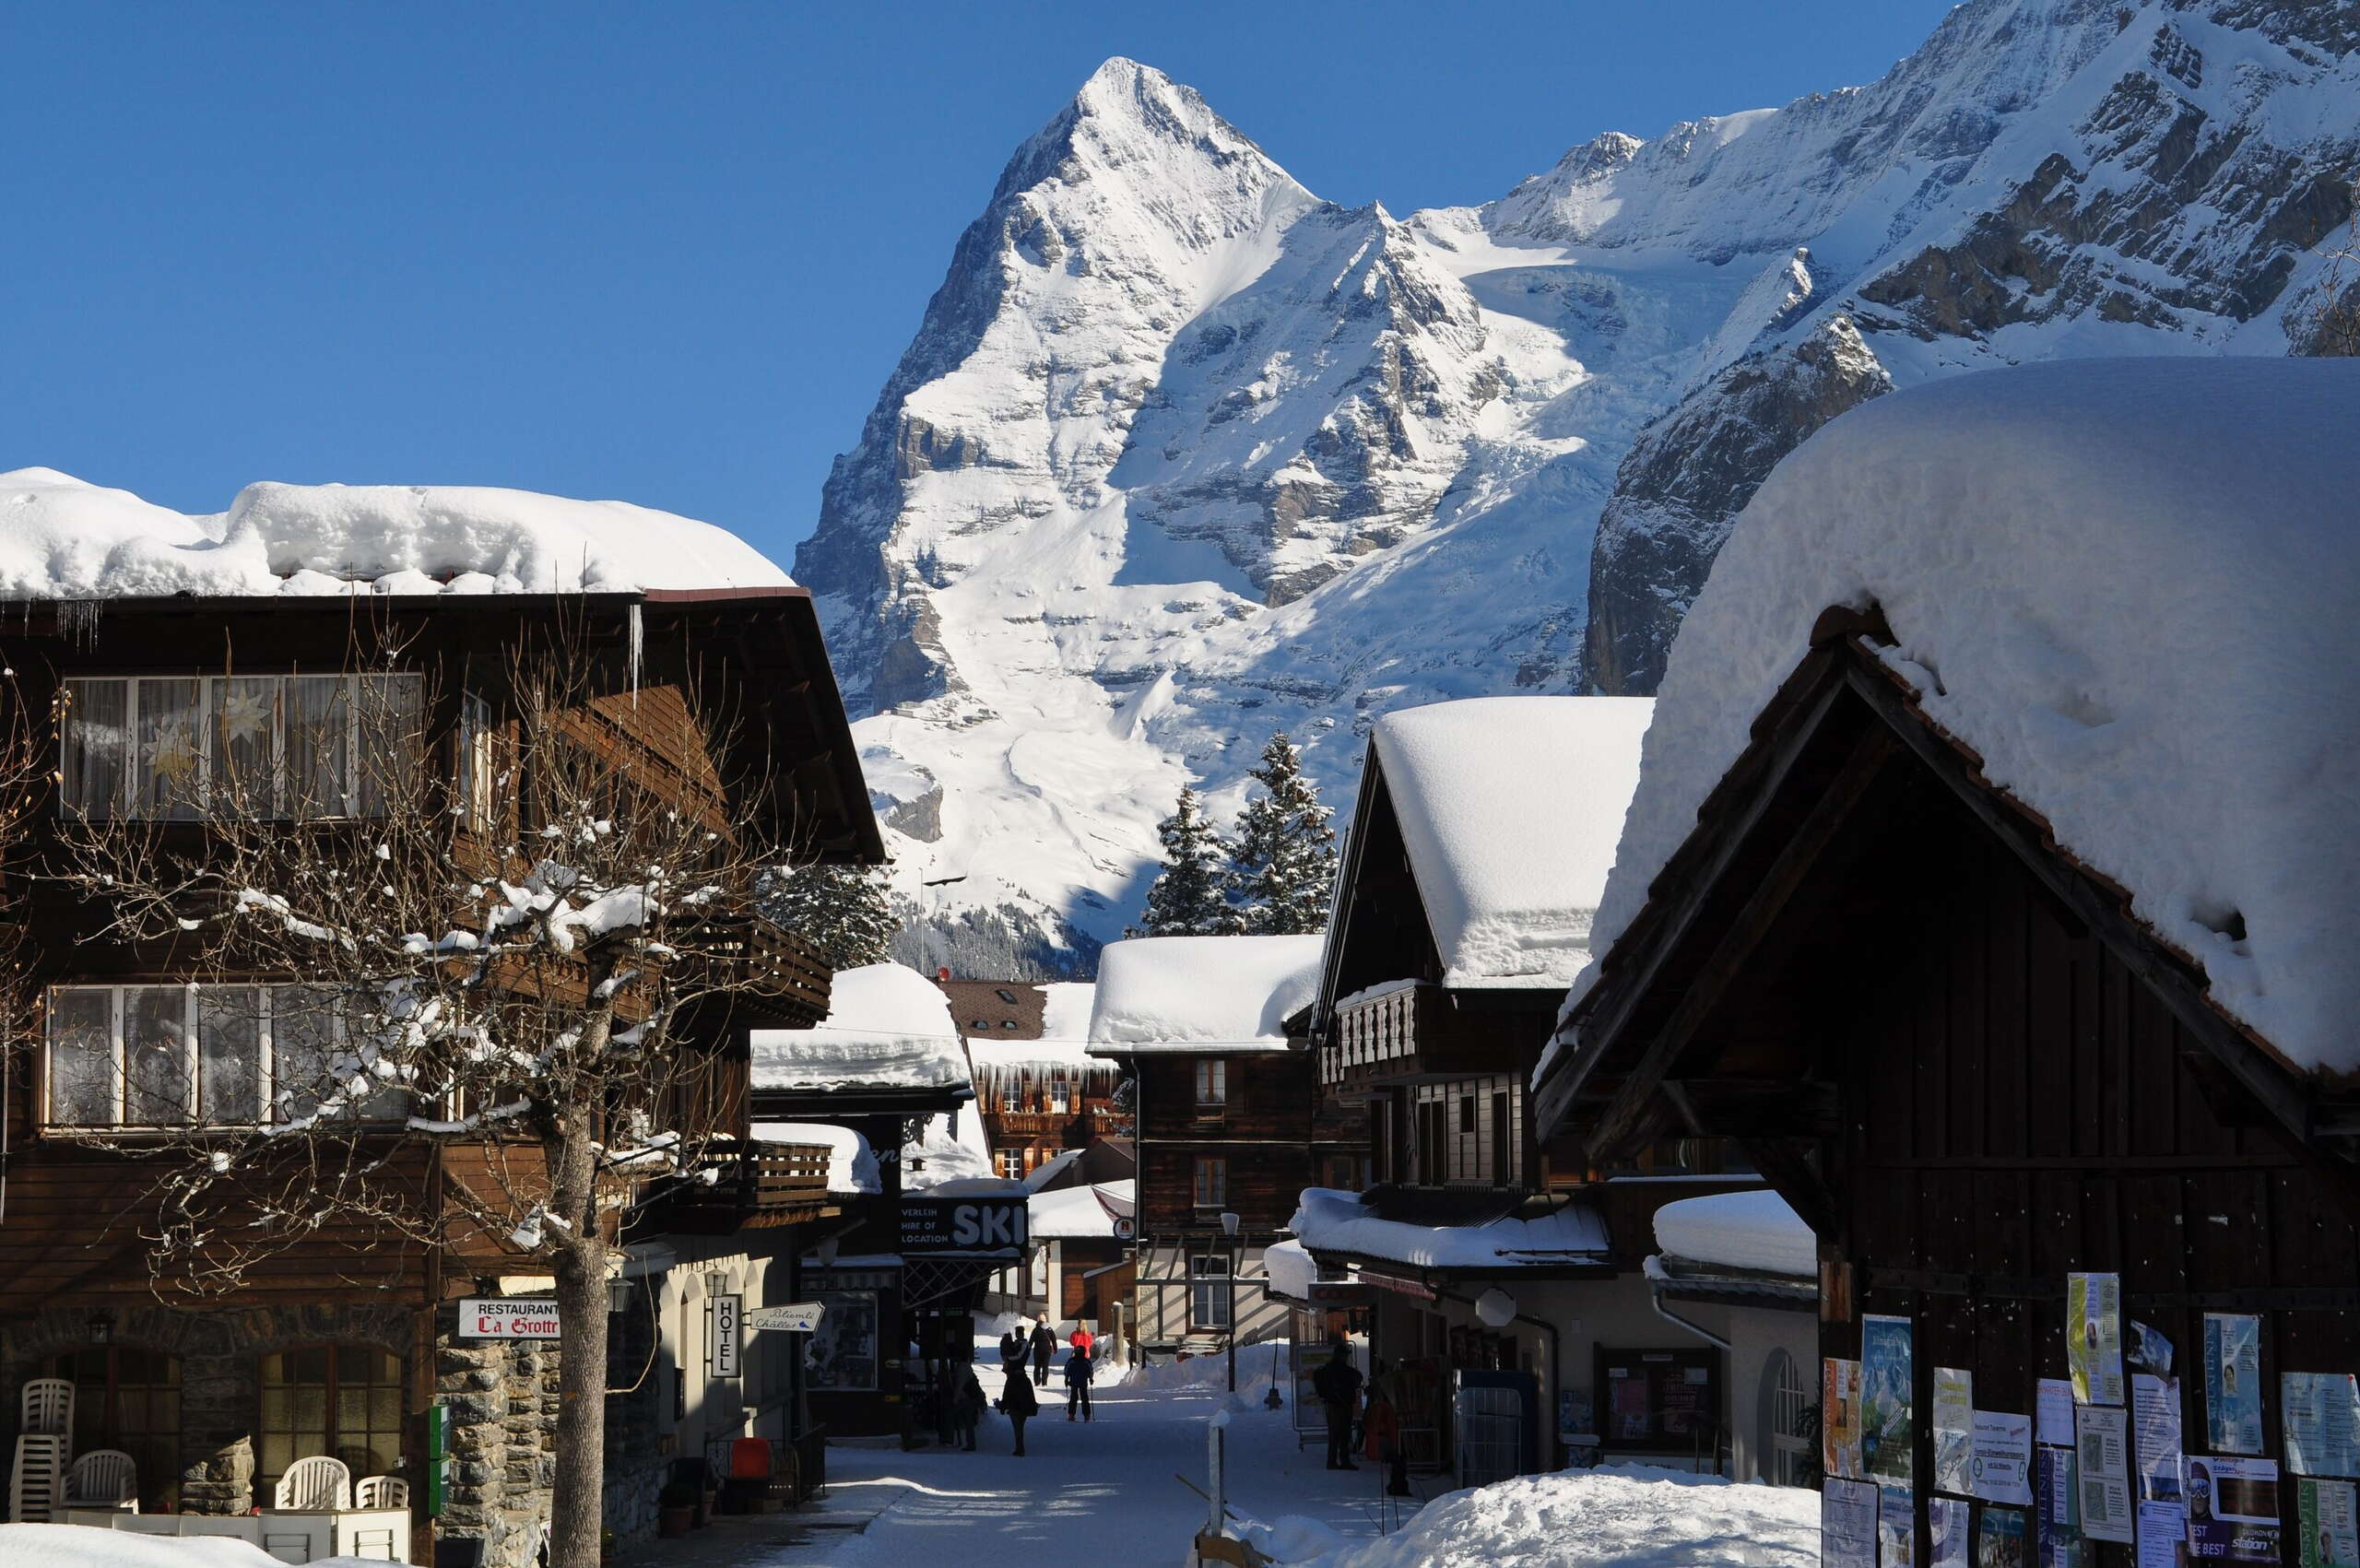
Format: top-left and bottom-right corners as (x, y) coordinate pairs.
(898, 1197), (1029, 1256)
(456, 1298), (562, 1340)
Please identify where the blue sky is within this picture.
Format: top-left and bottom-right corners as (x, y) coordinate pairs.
(1, 2), (1958, 566)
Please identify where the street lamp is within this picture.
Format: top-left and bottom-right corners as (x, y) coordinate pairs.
(1221, 1211), (1241, 1395)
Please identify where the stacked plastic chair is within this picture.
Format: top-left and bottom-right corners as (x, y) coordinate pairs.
(8, 1377), (74, 1522)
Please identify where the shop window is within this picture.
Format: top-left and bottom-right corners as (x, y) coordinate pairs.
(1595, 1346), (1721, 1456)
(258, 1345), (406, 1493)
(50, 1346), (181, 1512)
(1189, 1255), (1232, 1329)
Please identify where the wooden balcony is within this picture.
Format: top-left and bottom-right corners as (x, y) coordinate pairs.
(987, 1106), (1121, 1138)
(1319, 982), (1520, 1089)
(646, 1137), (835, 1234)
(672, 915), (833, 1026)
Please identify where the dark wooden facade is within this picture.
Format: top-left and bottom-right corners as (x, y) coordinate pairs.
(944, 979), (1123, 1181)
(1127, 1049), (1353, 1235)
(1541, 625), (2360, 1562)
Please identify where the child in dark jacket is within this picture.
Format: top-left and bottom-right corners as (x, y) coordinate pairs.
(1064, 1345), (1095, 1421)
(951, 1364), (986, 1452)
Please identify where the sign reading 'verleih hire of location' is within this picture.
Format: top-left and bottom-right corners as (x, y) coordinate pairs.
(899, 1197), (1028, 1256)
(457, 1299), (562, 1340)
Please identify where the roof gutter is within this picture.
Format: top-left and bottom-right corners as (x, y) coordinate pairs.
(1644, 1255), (1731, 1350)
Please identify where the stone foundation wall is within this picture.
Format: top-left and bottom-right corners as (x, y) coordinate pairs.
(435, 1326), (560, 1568)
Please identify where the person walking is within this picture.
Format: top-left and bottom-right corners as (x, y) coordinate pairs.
(1030, 1318), (1057, 1385)
(1001, 1361), (1039, 1456)
(1362, 1363), (1411, 1496)
(951, 1363), (986, 1453)
(999, 1321), (1028, 1378)
(1312, 1345), (1364, 1470)
(1064, 1344), (1095, 1421)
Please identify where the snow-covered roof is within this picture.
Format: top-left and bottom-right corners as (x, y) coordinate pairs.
(1263, 1236), (1316, 1303)
(1565, 359), (2360, 1079)
(1368, 695), (1654, 989)
(1087, 935), (1324, 1052)
(1288, 1186), (1609, 1271)
(751, 963), (971, 1091)
(1028, 1179), (1136, 1240)
(0, 467), (791, 597)
(751, 1121), (881, 1197)
(1651, 1189), (1814, 1279)
(903, 1108), (1008, 1193)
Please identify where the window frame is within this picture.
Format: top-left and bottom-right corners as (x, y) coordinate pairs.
(1191, 1155), (1228, 1209)
(1195, 1058), (1227, 1108)
(1049, 1078), (1071, 1114)
(256, 1342), (407, 1495)
(456, 689), (499, 832)
(1188, 1254), (1233, 1330)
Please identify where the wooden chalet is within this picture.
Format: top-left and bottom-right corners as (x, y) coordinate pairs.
(940, 977), (1122, 1183)
(0, 586), (879, 1562)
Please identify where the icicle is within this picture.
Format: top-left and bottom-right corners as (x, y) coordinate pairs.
(627, 602), (643, 707)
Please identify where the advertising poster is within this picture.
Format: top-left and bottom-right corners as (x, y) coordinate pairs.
(2070, 1273), (2126, 1407)
(1826, 1477), (1881, 1568)
(1932, 1497), (1973, 1568)
(1935, 1369), (1976, 1495)
(2080, 1405), (2137, 1543)
(1980, 1506), (2030, 1568)
(2039, 1446), (2084, 1568)
(1827, 1359), (1867, 1480)
(2041, 1380), (2080, 1448)
(1865, 1315), (1918, 1485)
(1975, 1411), (2037, 1506)
(2186, 1455), (2281, 1563)
(802, 1289), (879, 1391)
(1883, 1487), (1918, 1568)
(2139, 1501), (2189, 1568)
(2299, 1478), (2360, 1568)
(2135, 1374), (2188, 1501)
(2202, 1315), (2264, 1456)
(2285, 1373), (2360, 1480)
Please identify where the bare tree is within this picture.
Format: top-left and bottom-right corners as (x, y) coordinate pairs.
(45, 623), (808, 1566)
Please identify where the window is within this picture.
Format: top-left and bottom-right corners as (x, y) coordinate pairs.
(51, 1346), (181, 1512)
(997, 1149), (1024, 1180)
(1764, 1350), (1814, 1486)
(1190, 1255), (1233, 1329)
(258, 1345), (405, 1493)
(1492, 1091), (1514, 1186)
(1196, 1059), (1226, 1108)
(457, 690), (498, 831)
(1050, 1079), (1071, 1114)
(62, 674), (423, 820)
(45, 984), (410, 1128)
(1458, 1095), (1477, 1135)
(1192, 1156), (1227, 1208)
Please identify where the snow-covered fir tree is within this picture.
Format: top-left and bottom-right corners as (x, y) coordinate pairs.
(1225, 731), (1339, 935)
(1135, 784), (1237, 937)
(761, 863), (900, 969)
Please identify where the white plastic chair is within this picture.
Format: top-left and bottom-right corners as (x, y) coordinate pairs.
(353, 1475), (407, 1509)
(19, 1378), (74, 1438)
(274, 1455), (352, 1511)
(65, 1447), (137, 1506)
(8, 1432), (68, 1523)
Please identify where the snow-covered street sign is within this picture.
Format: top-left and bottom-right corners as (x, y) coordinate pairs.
(747, 1302), (826, 1333)
(457, 1299), (562, 1340)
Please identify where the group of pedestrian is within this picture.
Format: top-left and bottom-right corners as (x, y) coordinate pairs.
(974, 1316), (1100, 1456)
(1314, 1340), (1412, 1497)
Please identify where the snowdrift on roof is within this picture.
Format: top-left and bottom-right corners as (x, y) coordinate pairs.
(1028, 1179), (1136, 1239)
(1372, 696), (1653, 988)
(1568, 359), (2360, 1078)
(1288, 1187), (1608, 1270)
(751, 962), (969, 1091)
(1652, 1188), (1814, 1278)
(1088, 935), (1324, 1049)
(751, 1121), (881, 1196)
(0, 467), (791, 597)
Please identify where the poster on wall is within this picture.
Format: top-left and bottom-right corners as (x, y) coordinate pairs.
(1826, 1478), (1881, 1568)
(1974, 1410), (2036, 1506)
(1932, 1496), (1972, 1568)
(1827, 1359), (1867, 1480)
(1980, 1506), (2030, 1568)
(2039, 1445), (2084, 1568)
(2298, 1478), (2360, 1568)
(1865, 1316), (1918, 1485)
(2284, 1373), (2360, 1480)
(802, 1289), (880, 1391)
(2079, 1405), (2137, 1544)
(2134, 1374), (2187, 1501)
(2041, 1380), (2079, 1448)
(2202, 1316), (2264, 1456)
(2069, 1274), (2126, 1407)
(1935, 1370), (1976, 1495)
(1882, 1487), (1918, 1568)
(2138, 1501), (2189, 1568)
(2186, 1455), (2281, 1563)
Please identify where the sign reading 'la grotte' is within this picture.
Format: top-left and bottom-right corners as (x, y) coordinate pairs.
(898, 1197), (1029, 1256)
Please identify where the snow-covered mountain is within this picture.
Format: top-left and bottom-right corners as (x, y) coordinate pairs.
(799, 2), (2360, 974)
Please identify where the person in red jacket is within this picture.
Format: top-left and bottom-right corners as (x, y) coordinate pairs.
(1069, 1323), (1095, 1356)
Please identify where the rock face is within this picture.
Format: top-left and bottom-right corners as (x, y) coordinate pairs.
(798, 8), (2360, 969)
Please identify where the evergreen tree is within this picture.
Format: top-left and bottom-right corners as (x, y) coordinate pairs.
(1135, 784), (1238, 937)
(760, 862), (900, 969)
(1225, 731), (1339, 935)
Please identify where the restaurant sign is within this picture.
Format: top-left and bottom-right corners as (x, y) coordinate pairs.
(456, 1298), (562, 1340)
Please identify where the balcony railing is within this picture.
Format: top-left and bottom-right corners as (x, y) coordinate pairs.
(653, 1137), (834, 1233)
(1319, 982), (1520, 1088)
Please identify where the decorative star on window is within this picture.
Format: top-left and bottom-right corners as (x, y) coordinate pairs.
(145, 724), (201, 787)
(220, 690), (273, 745)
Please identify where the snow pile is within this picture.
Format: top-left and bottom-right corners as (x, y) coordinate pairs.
(0, 468), (791, 597)
(1039, 981), (1098, 1043)
(751, 963), (971, 1091)
(1029, 1179), (1136, 1239)
(903, 1108), (1002, 1193)
(1284, 1465), (1818, 1568)
(1088, 935), (1324, 1051)
(1289, 1187), (1608, 1270)
(1565, 359), (2360, 1077)
(751, 1120), (881, 1195)
(1371, 696), (1654, 988)
(1652, 1189), (1814, 1278)
(0, 1525), (305, 1567)
(1262, 1237), (1317, 1303)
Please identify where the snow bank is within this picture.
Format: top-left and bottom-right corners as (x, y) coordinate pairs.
(1566, 359), (2360, 1078)
(751, 963), (971, 1091)
(1283, 1465), (1818, 1568)
(1652, 1189), (1814, 1278)
(1029, 1179), (1135, 1239)
(1088, 935), (1324, 1050)
(0, 1525), (284, 1567)
(1039, 981), (1098, 1042)
(750, 1120), (880, 1195)
(1372, 696), (1653, 988)
(1289, 1187), (1608, 1270)
(0, 468), (791, 597)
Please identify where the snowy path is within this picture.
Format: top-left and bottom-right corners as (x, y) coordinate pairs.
(780, 1377), (1424, 1568)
